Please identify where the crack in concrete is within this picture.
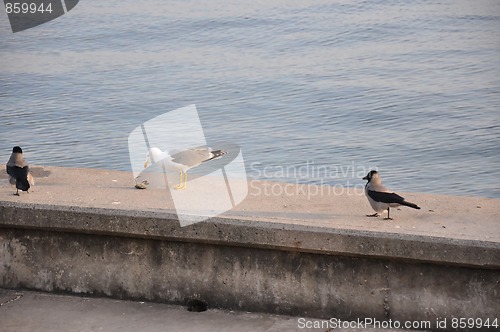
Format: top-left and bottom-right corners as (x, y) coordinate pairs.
(383, 264), (391, 319)
(0, 293), (23, 306)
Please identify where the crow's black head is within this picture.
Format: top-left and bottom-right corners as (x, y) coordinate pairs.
(12, 146), (23, 154)
(362, 170), (379, 182)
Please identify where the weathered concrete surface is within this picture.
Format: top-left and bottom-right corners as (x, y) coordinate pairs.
(0, 289), (301, 332)
(1, 227), (499, 325)
(0, 166), (499, 327)
(0, 289), (420, 332)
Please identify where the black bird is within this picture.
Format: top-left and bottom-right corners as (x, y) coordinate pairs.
(363, 170), (420, 220)
(6, 146), (34, 195)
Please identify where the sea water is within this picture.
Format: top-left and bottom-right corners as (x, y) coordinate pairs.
(1, 0), (499, 198)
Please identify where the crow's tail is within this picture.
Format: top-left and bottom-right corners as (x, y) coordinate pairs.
(401, 200), (421, 209)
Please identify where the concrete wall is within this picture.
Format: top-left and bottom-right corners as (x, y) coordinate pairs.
(1, 202), (499, 328)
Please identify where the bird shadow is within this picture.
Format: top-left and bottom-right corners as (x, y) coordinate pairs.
(30, 167), (51, 178)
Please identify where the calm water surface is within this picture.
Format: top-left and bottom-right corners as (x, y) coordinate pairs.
(1, 0), (499, 198)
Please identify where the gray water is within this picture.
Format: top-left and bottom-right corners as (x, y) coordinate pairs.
(1, 0), (499, 198)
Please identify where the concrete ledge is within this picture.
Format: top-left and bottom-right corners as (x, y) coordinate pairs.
(1, 166), (499, 324)
(0, 202), (498, 269)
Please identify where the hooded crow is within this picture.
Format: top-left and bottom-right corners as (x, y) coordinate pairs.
(363, 170), (420, 220)
(6, 146), (34, 195)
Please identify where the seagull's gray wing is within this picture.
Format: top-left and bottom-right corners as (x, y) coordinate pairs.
(171, 148), (213, 169)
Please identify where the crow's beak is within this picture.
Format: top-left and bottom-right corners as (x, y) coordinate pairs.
(362, 175), (368, 180)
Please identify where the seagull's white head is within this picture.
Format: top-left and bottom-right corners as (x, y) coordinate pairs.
(144, 147), (165, 168)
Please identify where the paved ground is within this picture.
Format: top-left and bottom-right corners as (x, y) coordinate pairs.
(0, 289), (420, 332)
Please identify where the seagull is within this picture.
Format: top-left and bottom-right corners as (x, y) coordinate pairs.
(362, 170), (420, 220)
(6, 146), (35, 195)
(143, 146), (226, 190)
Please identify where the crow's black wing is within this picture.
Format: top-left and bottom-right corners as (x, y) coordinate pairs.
(6, 165), (14, 177)
(7, 165), (30, 191)
(367, 190), (405, 204)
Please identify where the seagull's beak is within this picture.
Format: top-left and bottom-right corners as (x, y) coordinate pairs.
(144, 157), (150, 169)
